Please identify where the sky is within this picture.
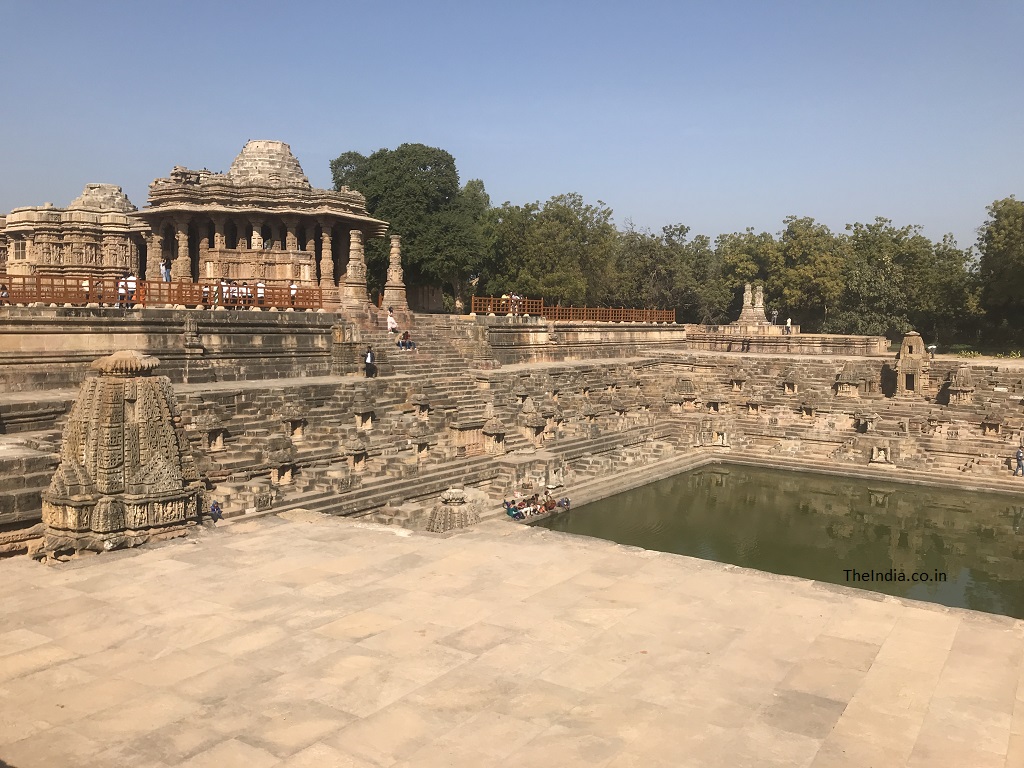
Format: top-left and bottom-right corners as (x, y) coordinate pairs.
(1, 0), (1022, 251)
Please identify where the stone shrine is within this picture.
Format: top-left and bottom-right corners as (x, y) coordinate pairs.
(735, 283), (770, 325)
(39, 350), (202, 555)
(0, 184), (147, 279)
(133, 140), (390, 307)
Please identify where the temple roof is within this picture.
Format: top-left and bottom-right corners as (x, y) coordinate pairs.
(68, 184), (137, 213)
(227, 141), (311, 190)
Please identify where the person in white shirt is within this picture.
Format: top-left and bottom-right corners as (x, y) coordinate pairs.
(386, 307), (398, 333)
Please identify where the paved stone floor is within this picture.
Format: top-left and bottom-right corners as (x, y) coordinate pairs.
(1, 512), (1022, 768)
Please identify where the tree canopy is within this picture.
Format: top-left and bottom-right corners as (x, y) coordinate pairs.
(330, 142), (1019, 344)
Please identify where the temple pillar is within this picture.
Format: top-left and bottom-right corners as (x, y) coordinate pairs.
(145, 230), (163, 282)
(172, 221), (190, 281)
(305, 226), (317, 254)
(250, 220), (263, 250)
(320, 226), (335, 287)
(213, 218), (226, 250)
(341, 229), (369, 306)
(382, 234), (409, 311)
(237, 219), (249, 250)
(285, 221), (298, 251)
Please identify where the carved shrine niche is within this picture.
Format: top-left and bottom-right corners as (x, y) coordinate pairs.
(40, 351), (202, 555)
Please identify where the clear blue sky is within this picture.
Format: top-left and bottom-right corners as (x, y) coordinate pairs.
(2, 0), (1021, 250)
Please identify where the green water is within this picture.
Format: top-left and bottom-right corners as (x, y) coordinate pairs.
(536, 465), (1024, 619)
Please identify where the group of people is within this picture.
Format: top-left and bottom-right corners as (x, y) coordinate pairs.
(503, 492), (571, 520)
(386, 307), (417, 351)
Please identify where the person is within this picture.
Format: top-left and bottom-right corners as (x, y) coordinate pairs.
(256, 280), (265, 307)
(117, 273), (128, 308)
(771, 309), (779, 325)
(209, 500), (224, 522)
(0, 283), (8, 305)
(289, 281), (298, 307)
(1015, 447), (1024, 477)
(785, 317), (792, 335)
(398, 331), (417, 351)
(386, 307), (399, 333)
(161, 260), (171, 282)
(364, 346), (376, 378)
(125, 272), (137, 308)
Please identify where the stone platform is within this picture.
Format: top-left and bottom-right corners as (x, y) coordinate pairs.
(1, 513), (1021, 768)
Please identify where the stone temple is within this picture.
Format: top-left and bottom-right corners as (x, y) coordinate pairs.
(1, 144), (1023, 768)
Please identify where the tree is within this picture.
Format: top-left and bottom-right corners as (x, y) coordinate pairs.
(330, 144), (488, 304)
(481, 194), (617, 306)
(977, 196), (1024, 339)
(775, 217), (847, 332)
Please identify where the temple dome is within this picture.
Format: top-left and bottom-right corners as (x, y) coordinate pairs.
(227, 140), (311, 189)
(67, 183), (137, 212)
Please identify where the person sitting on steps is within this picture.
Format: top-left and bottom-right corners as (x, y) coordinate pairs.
(397, 331), (417, 351)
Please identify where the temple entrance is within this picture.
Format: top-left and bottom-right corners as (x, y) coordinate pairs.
(905, 374), (915, 392)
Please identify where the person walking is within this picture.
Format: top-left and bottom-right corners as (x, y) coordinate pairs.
(364, 346), (376, 378)
(1015, 446), (1024, 477)
(785, 317), (792, 335)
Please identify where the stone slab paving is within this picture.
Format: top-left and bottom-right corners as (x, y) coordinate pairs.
(1, 511), (1022, 768)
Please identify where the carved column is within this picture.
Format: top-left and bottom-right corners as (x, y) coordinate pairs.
(320, 226), (335, 287)
(340, 229), (369, 306)
(250, 220), (263, 250)
(305, 225), (317, 254)
(237, 219), (249, 250)
(145, 230), (163, 282)
(172, 221), (190, 281)
(381, 234), (409, 311)
(213, 218), (226, 250)
(285, 221), (298, 251)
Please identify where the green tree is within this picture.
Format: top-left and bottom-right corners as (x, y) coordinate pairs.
(481, 194), (617, 306)
(775, 216), (847, 332)
(330, 143), (488, 304)
(664, 224), (732, 323)
(977, 196), (1024, 339)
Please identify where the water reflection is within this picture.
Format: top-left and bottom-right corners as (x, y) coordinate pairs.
(536, 465), (1024, 619)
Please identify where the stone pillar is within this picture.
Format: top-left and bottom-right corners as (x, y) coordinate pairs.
(285, 221), (298, 251)
(305, 225), (317, 254)
(145, 230), (163, 282)
(172, 221), (190, 281)
(213, 218), (226, 250)
(250, 220), (263, 250)
(341, 229), (369, 306)
(320, 226), (335, 287)
(381, 234), (409, 311)
(237, 220), (249, 250)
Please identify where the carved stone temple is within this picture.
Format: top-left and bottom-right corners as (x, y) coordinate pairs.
(40, 350), (203, 555)
(134, 140), (389, 307)
(1, 184), (147, 279)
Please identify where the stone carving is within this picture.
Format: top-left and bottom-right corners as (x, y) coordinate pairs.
(425, 487), (481, 533)
(132, 140), (389, 308)
(895, 331), (930, 396)
(945, 365), (975, 405)
(381, 234), (409, 311)
(39, 351), (202, 555)
(735, 283), (770, 325)
(2, 185), (145, 279)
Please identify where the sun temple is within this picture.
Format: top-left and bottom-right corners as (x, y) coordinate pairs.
(0, 139), (1022, 559)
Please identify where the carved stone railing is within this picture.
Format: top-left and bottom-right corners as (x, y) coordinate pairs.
(0, 274), (322, 311)
(471, 296), (675, 323)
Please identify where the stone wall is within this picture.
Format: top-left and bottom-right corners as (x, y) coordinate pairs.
(0, 307), (336, 393)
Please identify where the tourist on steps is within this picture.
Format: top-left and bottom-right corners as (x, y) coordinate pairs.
(364, 346), (376, 378)
(387, 307), (399, 333)
(1015, 446), (1023, 477)
(397, 331), (417, 351)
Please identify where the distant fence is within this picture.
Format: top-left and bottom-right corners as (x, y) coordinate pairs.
(0, 274), (322, 311)
(471, 296), (675, 323)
